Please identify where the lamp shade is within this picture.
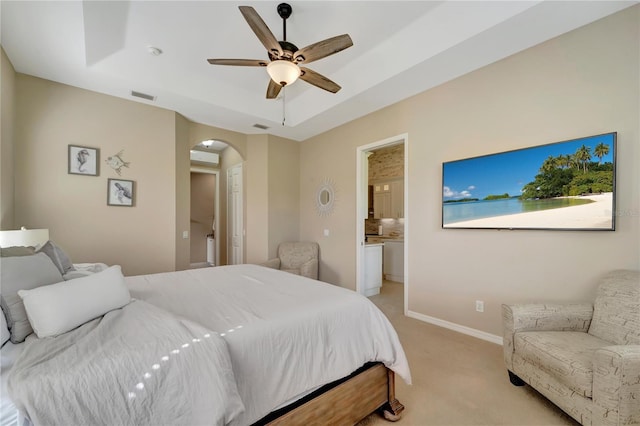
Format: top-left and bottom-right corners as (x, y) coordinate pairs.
(0, 228), (49, 248)
(267, 60), (301, 86)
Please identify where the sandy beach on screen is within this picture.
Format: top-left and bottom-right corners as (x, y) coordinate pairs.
(444, 192), (614, 229)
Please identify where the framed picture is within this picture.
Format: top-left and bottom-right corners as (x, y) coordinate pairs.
(68, 145), (99, 176)
(442, 132), (616, 231)
(107, 179), (135, 207)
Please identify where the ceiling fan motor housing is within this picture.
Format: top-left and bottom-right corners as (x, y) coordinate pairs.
(270, 41), (299, 61)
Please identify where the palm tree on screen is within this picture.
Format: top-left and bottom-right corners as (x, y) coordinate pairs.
(594, 142), (609, 165)
(574, 145), (592, 173)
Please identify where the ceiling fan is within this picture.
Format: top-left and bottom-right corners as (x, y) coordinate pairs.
(207, 3), (353, 99)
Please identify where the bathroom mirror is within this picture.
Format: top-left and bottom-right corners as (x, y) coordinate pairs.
(316, 179), (336, 216)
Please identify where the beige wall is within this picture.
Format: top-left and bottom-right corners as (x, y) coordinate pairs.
(267, 135), (300, 259)
(175, 113), (191, 270)
(1, 47), (16, 229)
(7, 62), (299, 276)
(245, 134), (269, 263)
(244, 134), (301, 263)
(300, 6), (640, 337)
(14, 75), (177, 276)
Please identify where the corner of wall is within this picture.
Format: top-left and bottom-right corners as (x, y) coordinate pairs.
(1, 47), (16, 229)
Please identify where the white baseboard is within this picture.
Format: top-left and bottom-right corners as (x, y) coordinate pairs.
(407, 310), (503, 345)
(384, 274), (404, 283)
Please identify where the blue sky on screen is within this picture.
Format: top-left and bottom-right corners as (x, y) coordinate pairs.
(442, 133), (615, 200)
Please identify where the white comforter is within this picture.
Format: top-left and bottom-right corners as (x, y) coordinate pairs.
(126, 264), (411, 426)
(7, 300), (244, 426)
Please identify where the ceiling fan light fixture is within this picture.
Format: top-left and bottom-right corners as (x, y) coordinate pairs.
(267, 60), (300, 86)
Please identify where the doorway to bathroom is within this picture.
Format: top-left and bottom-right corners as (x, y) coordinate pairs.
(356, 133), (408, 315)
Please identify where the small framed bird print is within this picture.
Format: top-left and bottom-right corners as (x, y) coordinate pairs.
(107, 178), (135, 207)
(68, 145), (99, 176)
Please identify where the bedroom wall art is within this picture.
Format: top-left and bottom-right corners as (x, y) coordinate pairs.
(68, 145), (99, 176)
(316, 178), (337, 216)
(105, 149), (130, 176)
(442, 132), (616, 231)
(107, 178), (135, 207)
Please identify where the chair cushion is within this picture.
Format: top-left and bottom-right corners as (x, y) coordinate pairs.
(278, 242), (318, 270)
(514, 331), (612, 398)
(588, 269), (640, 345)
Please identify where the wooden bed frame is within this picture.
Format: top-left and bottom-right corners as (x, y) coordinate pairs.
(253, 363), (404, 425)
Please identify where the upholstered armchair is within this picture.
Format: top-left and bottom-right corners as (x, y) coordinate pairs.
(502, 270), (640, 426)
(261, 242), (319, 280)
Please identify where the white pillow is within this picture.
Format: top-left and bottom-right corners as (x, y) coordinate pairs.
(1, 311), (10, 346)
(18, 265), (131, 338)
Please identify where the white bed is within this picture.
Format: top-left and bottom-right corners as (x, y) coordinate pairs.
(1, 259), (410, 425)
(1, 342), (28, 426)
(126, 264), (411, 425)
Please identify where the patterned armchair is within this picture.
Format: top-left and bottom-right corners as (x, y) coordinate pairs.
(502, 270), (640, 426)
(260, 242), (319, 280)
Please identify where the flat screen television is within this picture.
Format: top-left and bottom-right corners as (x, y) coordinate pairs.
(442, 132), (616, 231)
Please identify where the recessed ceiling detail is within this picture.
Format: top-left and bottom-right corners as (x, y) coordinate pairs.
(1, 1), (635, 141)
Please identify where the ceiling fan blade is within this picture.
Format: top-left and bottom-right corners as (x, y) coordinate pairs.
(239, 6), (283, 58)
(299, 67), (341, 93)
(294, 34), (353, 64)
(207, 59), (268, 67)
(266, 79), (282, 99)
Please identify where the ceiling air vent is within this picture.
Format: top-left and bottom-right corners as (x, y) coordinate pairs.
(253, 123), (269, 130)
(131, 91), (156, 101)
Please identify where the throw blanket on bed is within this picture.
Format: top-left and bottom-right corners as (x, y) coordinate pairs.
(7, 300), (244, 426)
(126, 264), (412, 426)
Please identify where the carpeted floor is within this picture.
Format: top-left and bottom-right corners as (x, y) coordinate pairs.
(359, 281), (579, 426)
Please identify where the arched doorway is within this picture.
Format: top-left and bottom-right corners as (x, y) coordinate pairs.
(189, 138), (244, 267)
(190, 140), (222, 267)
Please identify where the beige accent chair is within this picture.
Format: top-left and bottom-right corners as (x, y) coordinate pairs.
(502, 270), (640, 426)
(261, 242), (319, 280)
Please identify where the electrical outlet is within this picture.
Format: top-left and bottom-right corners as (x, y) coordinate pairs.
(475, 300), (484, 312)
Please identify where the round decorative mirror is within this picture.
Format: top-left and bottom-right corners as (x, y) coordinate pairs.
(316, 179), (336, 216)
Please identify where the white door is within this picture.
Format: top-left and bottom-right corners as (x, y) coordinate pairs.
(227, 164), (243, 264)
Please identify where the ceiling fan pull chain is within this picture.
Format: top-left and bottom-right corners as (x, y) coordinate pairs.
(282, 85), (286, 126)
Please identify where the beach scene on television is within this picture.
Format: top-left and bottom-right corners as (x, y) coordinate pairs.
(442, 132), (616, 230)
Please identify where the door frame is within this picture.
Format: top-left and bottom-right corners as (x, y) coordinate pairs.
(227, 163), (244, 265)
(355, 133), (409, 315)
(190, 166), (220, 267)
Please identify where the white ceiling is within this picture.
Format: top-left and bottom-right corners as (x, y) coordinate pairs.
(1, 1), (637, 142)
